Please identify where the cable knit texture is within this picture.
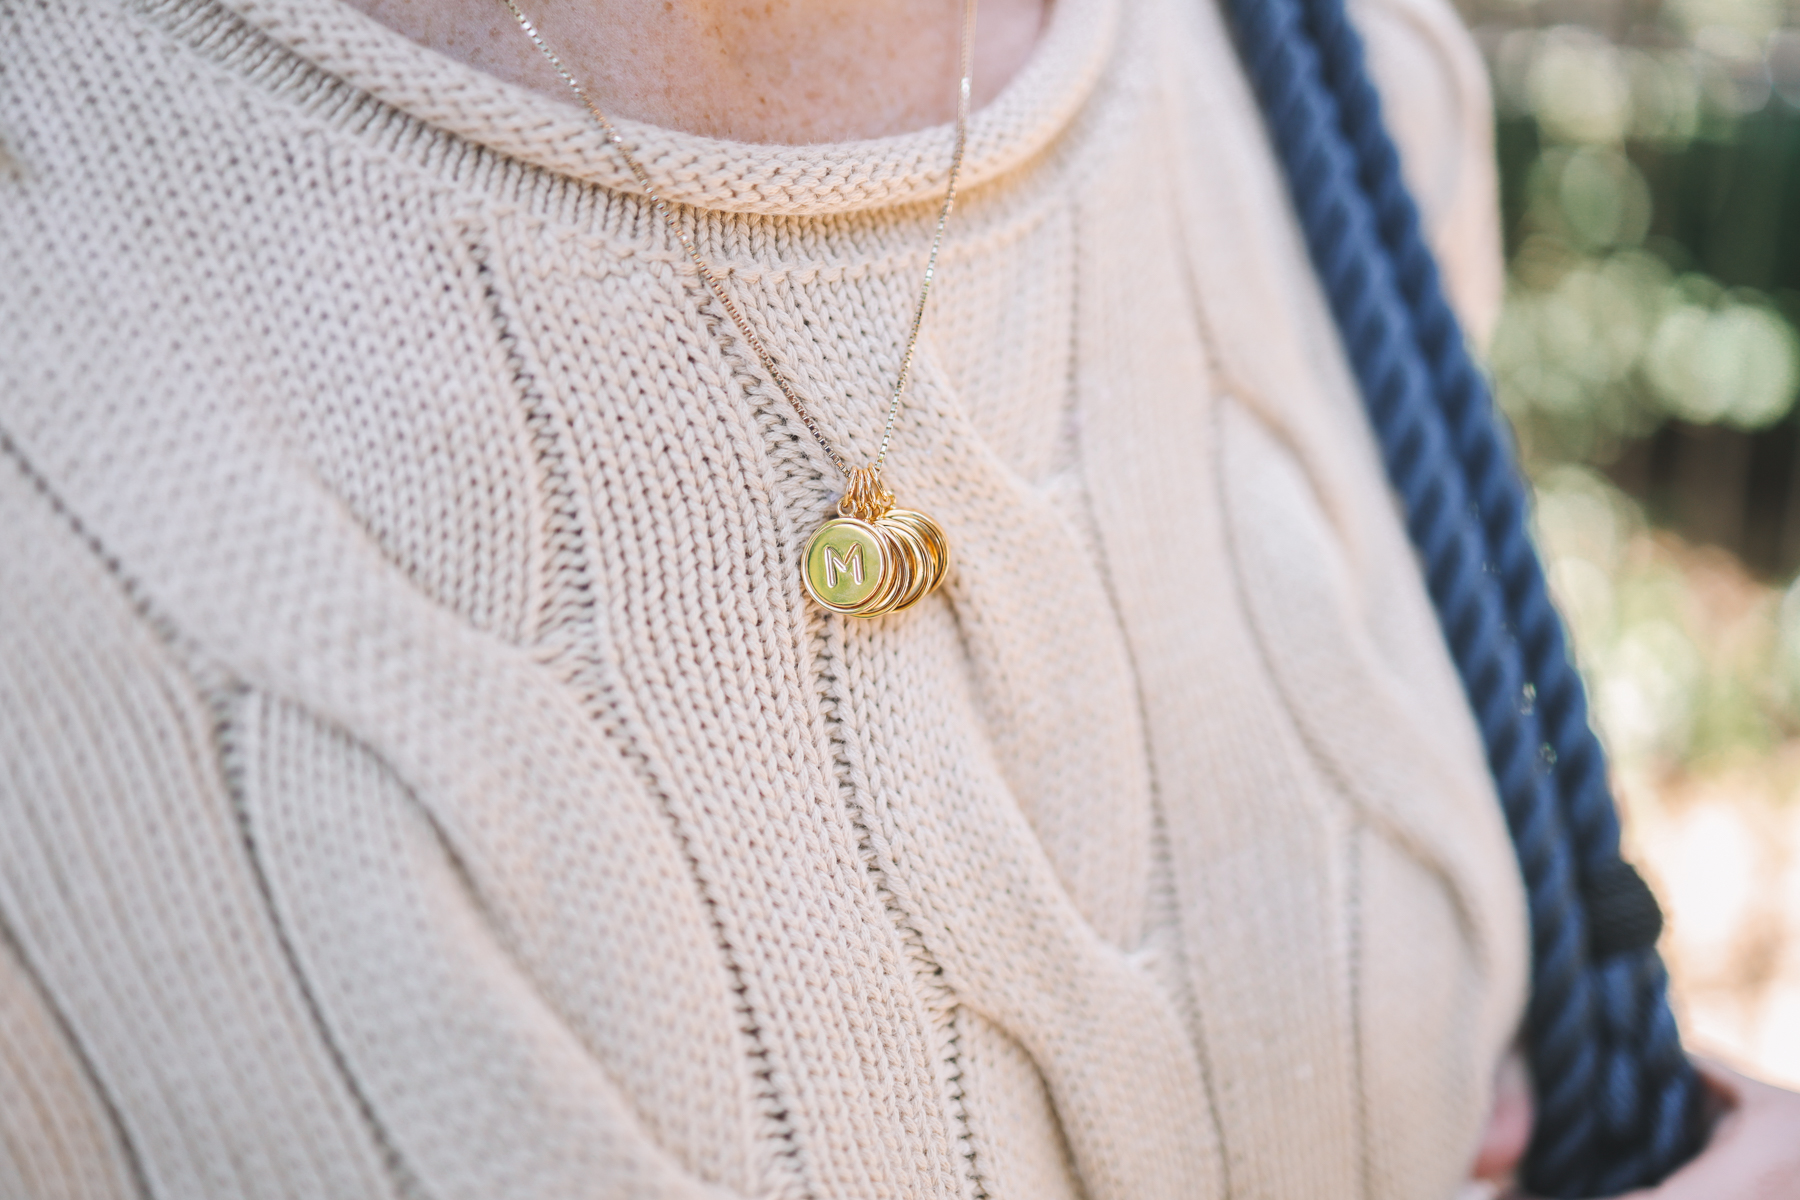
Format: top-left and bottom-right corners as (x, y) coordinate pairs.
(0, 0), (1524, 1197)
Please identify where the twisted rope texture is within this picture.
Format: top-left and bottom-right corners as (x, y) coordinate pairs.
(1221, 1), (1706, 1192)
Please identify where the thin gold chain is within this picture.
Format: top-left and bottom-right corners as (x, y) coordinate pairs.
(499, 0), (978, 478)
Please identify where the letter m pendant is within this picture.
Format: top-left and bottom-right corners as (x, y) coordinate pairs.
(823, 544), (864, 589)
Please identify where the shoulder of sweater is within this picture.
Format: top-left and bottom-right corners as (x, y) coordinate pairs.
(1350, 0), (1505, 349)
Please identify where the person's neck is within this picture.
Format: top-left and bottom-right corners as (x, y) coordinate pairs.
(338, 0), (1047, 144)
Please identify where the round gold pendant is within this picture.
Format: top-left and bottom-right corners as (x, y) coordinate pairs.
(803, 517), (892, 613)
(862, 517), (927, 617)
(804, 468), (951, 618)
(880, 508), (949, 600)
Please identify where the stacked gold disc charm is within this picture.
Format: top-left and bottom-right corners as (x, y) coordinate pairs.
(802, 468), (950, 617)
(500, 0), (973, 622)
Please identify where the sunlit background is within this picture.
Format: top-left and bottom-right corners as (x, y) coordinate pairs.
(1454, 0), (1800, 1086)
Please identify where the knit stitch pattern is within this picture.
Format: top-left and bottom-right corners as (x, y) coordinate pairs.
(1, 0), (1526, 1196)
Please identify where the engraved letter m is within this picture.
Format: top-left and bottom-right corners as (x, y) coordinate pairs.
(824, 543), (864, 589)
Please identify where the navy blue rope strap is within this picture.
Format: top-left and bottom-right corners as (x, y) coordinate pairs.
(1221, 1), (1708, 1193)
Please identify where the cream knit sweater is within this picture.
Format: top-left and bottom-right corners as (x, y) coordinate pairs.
(0, 0), (1528, 1197)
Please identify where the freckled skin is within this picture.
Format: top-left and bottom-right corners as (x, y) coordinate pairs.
(337, 0), (1048, 144)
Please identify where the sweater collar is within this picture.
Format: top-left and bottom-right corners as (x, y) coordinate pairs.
(204, 0), (1119, 216)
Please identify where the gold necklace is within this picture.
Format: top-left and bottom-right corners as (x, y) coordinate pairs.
(500, 0), (976, 618)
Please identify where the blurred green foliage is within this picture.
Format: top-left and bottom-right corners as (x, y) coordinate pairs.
(1457, 0), (1800, 772)
(1459, 9), (1800, 1069)
(1468, 1), (1800, 464)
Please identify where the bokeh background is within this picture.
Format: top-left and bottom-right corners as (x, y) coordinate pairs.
(1453, 0), (1800, 1087)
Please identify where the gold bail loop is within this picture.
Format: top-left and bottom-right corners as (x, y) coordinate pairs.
(837, 466), (896, 523)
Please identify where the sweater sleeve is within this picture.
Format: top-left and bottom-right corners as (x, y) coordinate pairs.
(1350, 0), (1506, 350)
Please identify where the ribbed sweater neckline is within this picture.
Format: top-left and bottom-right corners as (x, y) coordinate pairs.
(208, 0), (1120, 216)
